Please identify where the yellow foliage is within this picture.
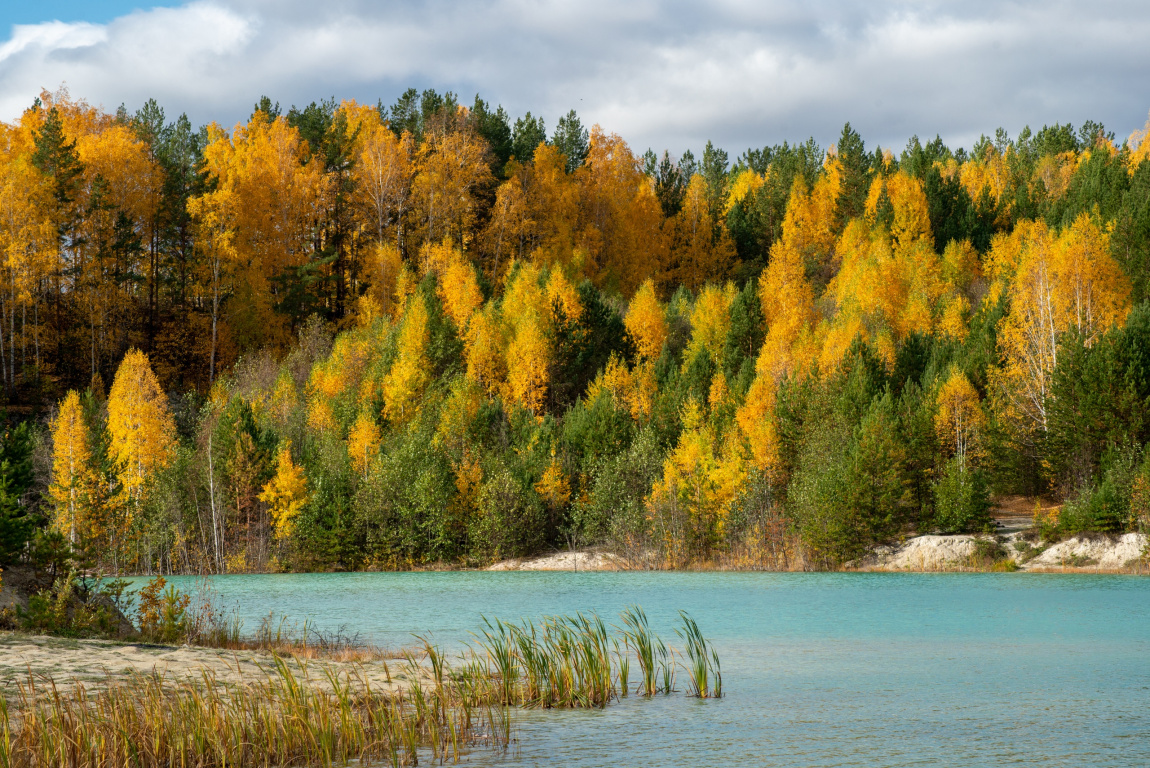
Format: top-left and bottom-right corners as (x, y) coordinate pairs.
(268, 372), (298, 424)
(546, 269), (582, 322)
(464, 304), (507, 395)
(625, 279), (668, 361)
(453, 449), (484, 518)
(724, 168), (765, 216)
(367, 242), (405, 317)
(188, 113), (329, 350)
(777, 156), (841, 277)
(958, 145), (1011, 213)
(628, 360), (658, 420)
(355, 294), (384, 328)
(825, 218), (949, 367)
(410, 123), (493, 246)
(394, 264), (418, 312)
(347, 411), (382, 474)
(707, 372), (729, 411)
(505, 312), (551, 414)
(535, 459), (572, 509)
(344, 100), (413, 245)
(938, 295), (971, 342)
(649, 398), (745, 562)
(579, 126), (668, 294)
(502, 262), (549, 326)
(436, 378), (483, 453)
(107, 349), (176, 504)
(736, 375), (779, 476)
(668, 175), (734, 289)
(940, 239), (981, 292)
(49, 391), (94, 543)
(1129, 111), (1150, 170)
(585, 354), (632, 405)
(685, 283), (737, 365)
(438, 250), (484, 329)
(1032, 151), (1079, 200)
(865, 171), (932, 251)
(383, 295), (431, 422)
(259, 443), (308, 539)
(307, 397), (337, 433)
(935, 367), (985, 468)
(757, 240), (818, 382)
(995, 215), (1131, 433)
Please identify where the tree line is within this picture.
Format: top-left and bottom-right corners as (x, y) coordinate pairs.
(2, 86), (1149, 573)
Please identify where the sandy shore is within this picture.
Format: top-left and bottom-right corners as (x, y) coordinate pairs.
(486, 550), (628, 571)
(0, 632), (419, 704)
(858, 532), (1149, 573)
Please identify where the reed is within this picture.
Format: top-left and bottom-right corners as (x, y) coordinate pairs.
(0, 605), (720, 767)
(620, 605), (675, 696)
(0, 652), (509, 768)
(189, 607), (401, 663)
(470, 607), (705, 706)
(677, 611), (722, 698)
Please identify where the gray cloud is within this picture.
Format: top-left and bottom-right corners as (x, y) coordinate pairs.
(1, 0), (1147, 157)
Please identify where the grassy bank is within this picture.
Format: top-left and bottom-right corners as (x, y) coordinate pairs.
(0, 605), (721, 767)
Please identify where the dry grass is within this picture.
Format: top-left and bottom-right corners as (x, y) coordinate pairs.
(0, 606), (723, 767)
(0, 651), (510, 768)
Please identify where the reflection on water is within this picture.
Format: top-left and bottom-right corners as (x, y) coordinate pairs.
(159, 571), (1150, 767)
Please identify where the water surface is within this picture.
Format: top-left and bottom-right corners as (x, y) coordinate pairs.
(162, 572), (1150, 767)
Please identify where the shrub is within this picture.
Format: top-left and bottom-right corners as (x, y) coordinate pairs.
(471, 465), (545, 560)
(136, 576), (191, 643)
(1059, 476), (1126, 535)
(933, 458), (993, 534)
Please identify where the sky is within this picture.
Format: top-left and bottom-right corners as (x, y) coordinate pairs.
(1, 0), (1148, 158)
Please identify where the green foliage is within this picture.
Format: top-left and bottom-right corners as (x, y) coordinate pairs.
(561, 392), (633, 467)
(1112, 164), (1150, 304)
(1048, 145), (1129, 229)
(511, 112), (546, 164)
(1059, 476), (1127, 535)
(572, 428), (662, 548)
(17, 571), (123, 639)
(933, 458), (992, 534)
(351, 419), (459, 565)
(721, 281), (765, 378)
(136, 576), (191, 643)
(471, 463), (546, 560)
(1047, 308), (1150, 491)
(549, 281), (633, 409)
(551, 110), (589, 173)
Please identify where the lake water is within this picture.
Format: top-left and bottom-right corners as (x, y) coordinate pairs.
(162, 572), (1150, 767)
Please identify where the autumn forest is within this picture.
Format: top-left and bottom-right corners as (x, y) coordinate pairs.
(1, 87), (1149, 574)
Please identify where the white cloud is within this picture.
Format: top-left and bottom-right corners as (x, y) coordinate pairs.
(1, 0), (1147, 156)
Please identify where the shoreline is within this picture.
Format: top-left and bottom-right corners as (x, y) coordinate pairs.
(0, 631), (419, 705)
(94, 534), (1149, 578)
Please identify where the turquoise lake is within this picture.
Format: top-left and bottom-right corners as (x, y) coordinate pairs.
(162, 572), (1150, 766)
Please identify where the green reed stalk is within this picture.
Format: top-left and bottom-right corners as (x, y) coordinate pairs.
(676, 611), (722, 698)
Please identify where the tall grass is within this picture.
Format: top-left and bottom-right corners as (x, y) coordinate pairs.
(469, 607), (715, 705)
(0, 605), (720, 767)
(677, 611), (722, 698)
(620, 606), (675, 696)
(0, 654), (509, 768)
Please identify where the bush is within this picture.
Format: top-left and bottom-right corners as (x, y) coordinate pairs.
(933, 458), (993, 534)
(1059, 476), (1126, 535)
(572, 428), (662, 551)
(470, 465), (545, 560)
(17, 571), (123, 638)
(136, 576), (191, 643)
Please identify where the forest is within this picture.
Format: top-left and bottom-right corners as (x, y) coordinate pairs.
(0, 86), (1148, 574)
